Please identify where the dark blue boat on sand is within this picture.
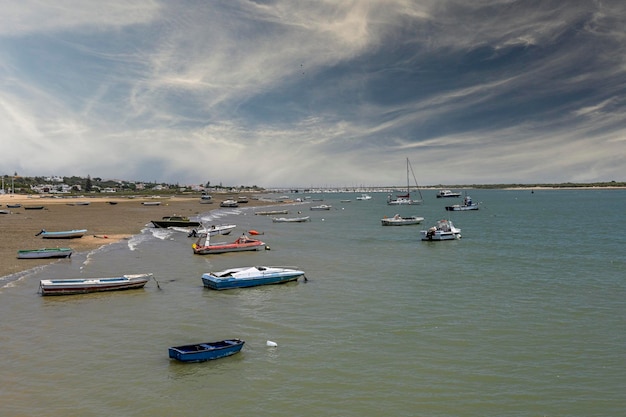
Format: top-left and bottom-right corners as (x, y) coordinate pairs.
(168, 339), (244, 362)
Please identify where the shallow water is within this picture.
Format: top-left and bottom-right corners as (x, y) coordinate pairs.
(1, 189), (625, 416)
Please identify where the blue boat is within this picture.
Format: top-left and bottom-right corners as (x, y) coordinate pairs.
(168, 339), (245, 362)
(201, 266), (305, 290)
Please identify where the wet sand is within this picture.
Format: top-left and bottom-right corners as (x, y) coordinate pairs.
(0, 193), (278, 277)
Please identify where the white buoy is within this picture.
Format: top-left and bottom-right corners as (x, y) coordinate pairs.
(266, 340), (278, 347)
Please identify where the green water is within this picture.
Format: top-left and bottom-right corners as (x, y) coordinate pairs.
(1, 189), (624, 416)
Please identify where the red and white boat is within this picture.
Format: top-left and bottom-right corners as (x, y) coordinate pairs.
(192, 233), (267, 255)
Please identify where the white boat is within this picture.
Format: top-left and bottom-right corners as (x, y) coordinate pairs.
(255, 209), (289, 215)
(445, 195), (480, 211)
(170, 224), (237, 237)
(39, 273), (153, 296)
(36, 229), (87, 239)
(436, 189), (461, 198)
(220, 199), (239, 208)
(420, 219), (461, 241)
(381, 214), (424, 226)
(310, 204), (332, 211)
(201, 266), (305, 290)
(356, 194), (372, 200)
(272, 216), (310, 223)
(387, 158), (423, 205)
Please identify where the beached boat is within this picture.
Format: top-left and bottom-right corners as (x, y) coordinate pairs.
(24, 205), (45, 210)
(202, 266), (305, 290)
(192, 233), (266, 255)
(387, 158), (423, 205)
(142, 201), (162, 206)
(0, 209), (10, 214)
(36, 229), (87, 239)
(436, 189), (461, 198)
(445, 195), (480, 211)
(168, 339), (245, 362)
(17, 248), (73, 259)
(220, 199), (239, 208)
(310, 204), (332, 211)
(151, 215), (201, 228)
(272, 216), (310, 223)
(200, 194), (212, 204)
(420, 219), (462, 241)
(6, 204), (22, 208)
(38, 273), (152, 295)
(255, 209), (289, 216)
(381, 214), (425, 226)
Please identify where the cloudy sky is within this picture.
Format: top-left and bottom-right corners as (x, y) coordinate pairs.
(1, 0), (624, 188)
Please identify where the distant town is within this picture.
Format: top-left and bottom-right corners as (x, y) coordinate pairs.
(1, 174), (624, 197)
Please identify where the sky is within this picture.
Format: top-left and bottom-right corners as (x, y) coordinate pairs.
(1, 0), (625, 188)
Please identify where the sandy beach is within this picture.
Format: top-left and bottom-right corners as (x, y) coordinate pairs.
(0, 193), (277, 278)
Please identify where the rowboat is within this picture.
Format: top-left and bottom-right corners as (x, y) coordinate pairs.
(142, 201), (162, 206)
(381, 214), (424, 226)
(17, 248), (73, 259)
(168, 339), (245, 362)
(151, 215), (201, 228)
(39, 273), (152, 295)
(24, 205), (45, 210)
(192, 234), (267, 255)
(201, 266), (305, 290)
(272, 216), (310, 223)
(254, 210), (288, 215)
(36, 229), (87, 239)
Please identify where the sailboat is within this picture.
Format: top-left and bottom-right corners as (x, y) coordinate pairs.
(387, 158), (423, 205)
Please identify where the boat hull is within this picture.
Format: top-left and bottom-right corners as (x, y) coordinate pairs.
(272, 216), (310, 223)
(39, 229), (87, 239)
(202, 267), (304, 290)
(18, 248), (73, 259)
(445, 204), (479, 211)
(168, 339), (245, 362)
(39, 274), (151, 295)
(193, 243), (265, 254)
(381, 216), (424, 226)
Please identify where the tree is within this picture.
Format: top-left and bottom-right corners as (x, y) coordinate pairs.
(85, 175), (93, 192)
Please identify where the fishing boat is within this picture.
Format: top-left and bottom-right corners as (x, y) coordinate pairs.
(17, 248), (73, 259)
(192, 233), (266, 255)
(38, 273), (152, 295)
(175, 224), (237, 237)
(220, 199), (239, 208)
(310, 204), (332, 211)
(381, 214), (424, 226)
(36, 229), (87, 239)
(168, 339), (245, 362)
(255, 209), (289, 216)
(436, 189), (462, 198)
(272, 216), (310, 223)
(201, 266), (305, 290)
(387, 158), (423, 205)
(151, 215), (201, 228)
(445, 195), (480, 211)
(356, 193), (372, 200)
(420, 219), (462, 241)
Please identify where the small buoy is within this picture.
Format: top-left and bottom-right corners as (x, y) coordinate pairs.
(266, 340), (278, 347)
(265, 245), (271, 250)
(103, 235), (108, 239)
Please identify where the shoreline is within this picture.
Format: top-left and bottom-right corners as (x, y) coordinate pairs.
(0, 193), (280, 278)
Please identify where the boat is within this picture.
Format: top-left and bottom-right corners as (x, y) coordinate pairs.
(236, 196), (249, 203)
(192, 233), (266, 255)
(39, 273), (152, 295)
(356, 194), (372, 200)
(141, 201), (162, 206)
(201, 266), (305, 290)
(0, 209), (10, 214)
(200, 194), (212, 204)
(310, 204), (332, 211)
(168, 339), (245, 362)
(181, 224), (237, 237)
(420, 219), (462, 241)
(220, 199), (239, 208)
(24, 205), (45, 210)
(387, 158), (423, 205)
(17, 248), (73, 259)
(445, 195), (480, 211)
(255, 209), (288, 216)
(381, 214), (425, 226)
(151, 215), (201, 228)
(36, 229), (87, 239)
(272, 216), (310, 223)
(436, 189), (461, 198)
(6, 204), (22, 208)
